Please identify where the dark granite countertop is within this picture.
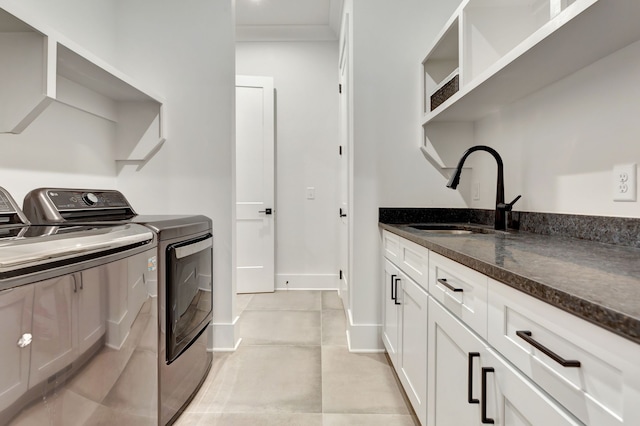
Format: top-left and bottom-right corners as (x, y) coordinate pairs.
(380, 222), (640, 345)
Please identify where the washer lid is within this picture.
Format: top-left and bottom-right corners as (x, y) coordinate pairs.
(0, 223), (153, 276)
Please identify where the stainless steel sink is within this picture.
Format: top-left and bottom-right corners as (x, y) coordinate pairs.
(408, 224), (493, 235)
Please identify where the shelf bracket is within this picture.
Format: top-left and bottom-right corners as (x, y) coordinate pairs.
(420, 145), (450, 180)
(116, 138), (166, 171)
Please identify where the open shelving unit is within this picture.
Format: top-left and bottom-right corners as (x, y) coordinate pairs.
(0, 4), (165, 169)
(420, 0), (640, 170)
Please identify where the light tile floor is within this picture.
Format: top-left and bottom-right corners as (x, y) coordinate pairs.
(176, 290), (419, 426)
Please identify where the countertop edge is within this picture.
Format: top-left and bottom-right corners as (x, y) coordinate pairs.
(379, 222), (640, 346)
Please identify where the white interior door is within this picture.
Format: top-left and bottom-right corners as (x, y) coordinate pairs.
(235, 76), (275, 294)
(338, 22), (351, 311)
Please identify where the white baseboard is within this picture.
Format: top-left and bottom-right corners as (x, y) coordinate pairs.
(275, 274), (339, 290)
(211, 316), (241, 352)
(345, 308), (384, 353)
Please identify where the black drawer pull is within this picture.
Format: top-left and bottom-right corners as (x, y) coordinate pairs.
(481, 367), (495, 424)
(390, 274), (397, 300)
(468, 352), (480, 404)
(437, 278), (463, 292)
(516, 330), (581, 368)
(393, 278), (401, 305)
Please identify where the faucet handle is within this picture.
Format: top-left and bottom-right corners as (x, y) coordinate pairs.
(498, 195), (521, 211)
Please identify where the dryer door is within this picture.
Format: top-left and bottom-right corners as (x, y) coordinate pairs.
(165, 233), (213, 364)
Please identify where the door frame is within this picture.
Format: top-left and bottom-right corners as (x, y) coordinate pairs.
(338, 14), (353, 313)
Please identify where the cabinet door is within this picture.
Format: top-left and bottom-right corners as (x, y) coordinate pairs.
(29, 275), (78, 388)
(428, 297), (488, 426)
(382, 259), (401, 368)
(428, 297), (580, 426)
(78, 267), (107, 354)
(398, 271), (428, 426)
(483, 348), (581, 426)
(0, 286), (34, 412)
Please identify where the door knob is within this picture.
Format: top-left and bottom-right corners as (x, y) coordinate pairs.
(259, 208), (272, 215)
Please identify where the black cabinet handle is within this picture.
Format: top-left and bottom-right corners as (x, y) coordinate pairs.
(468, 352), (480, 404)
(437, 278), (463, 292)
(390, 274), (397, 300)
(516, 330), (581, 367)
(393, 278), (401, 305)
(481, 367), (495, 424)
(259, 208), (272, 215)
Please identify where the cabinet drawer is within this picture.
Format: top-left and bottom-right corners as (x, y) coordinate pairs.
(382, 230), (400, 263)
(488, 280), (640, 426)
(429, 252), (488, 339)
(398, 238), (429, 290)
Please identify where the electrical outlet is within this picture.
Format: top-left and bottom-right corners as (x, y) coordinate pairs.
(306, 187), (315, 200)
(613, 164), (637, 202)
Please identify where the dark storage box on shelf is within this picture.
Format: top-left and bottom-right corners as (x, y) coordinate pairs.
(430, 74), (459, 111)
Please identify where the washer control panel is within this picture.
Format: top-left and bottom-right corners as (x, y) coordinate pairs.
(47, 190), (130, 210)
(0, 190), (14, 213)
(0, 186), (29, 225)
(23, 188), (137, 223)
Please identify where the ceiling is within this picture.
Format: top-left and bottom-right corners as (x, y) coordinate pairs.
(235, 0), (343, 41)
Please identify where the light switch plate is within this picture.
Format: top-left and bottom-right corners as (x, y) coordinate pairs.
(472, 181), (480, 201)
(306, 187), (315, 200)
(613, 163), (637, 202)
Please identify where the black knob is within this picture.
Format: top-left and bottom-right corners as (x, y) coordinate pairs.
(83, 193), (99, 206)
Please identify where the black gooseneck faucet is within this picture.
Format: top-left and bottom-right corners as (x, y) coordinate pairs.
(446, 145), (520, 231)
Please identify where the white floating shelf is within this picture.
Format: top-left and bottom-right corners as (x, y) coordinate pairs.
(422, 0), (640, 126)
(0, 3), (165, 169)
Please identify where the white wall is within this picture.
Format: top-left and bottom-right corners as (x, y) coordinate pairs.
(469, 38), (640, 218)
(343, 0), (463, 349)
(0, 0), (118, 202)
(115, 0), (237, 350)
(0, 103), (118, 202)
(236, 41), (340, 290)
(0, 0), (238, 350)
(0, 0), (117, 62)
(371, 0), (464, 208)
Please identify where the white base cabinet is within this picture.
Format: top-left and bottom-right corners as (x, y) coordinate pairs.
(381, 229), (640, 425)
(428, 297), (580, 425)
(488, 280), (640, 426)
(382, 231), (428, 425)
